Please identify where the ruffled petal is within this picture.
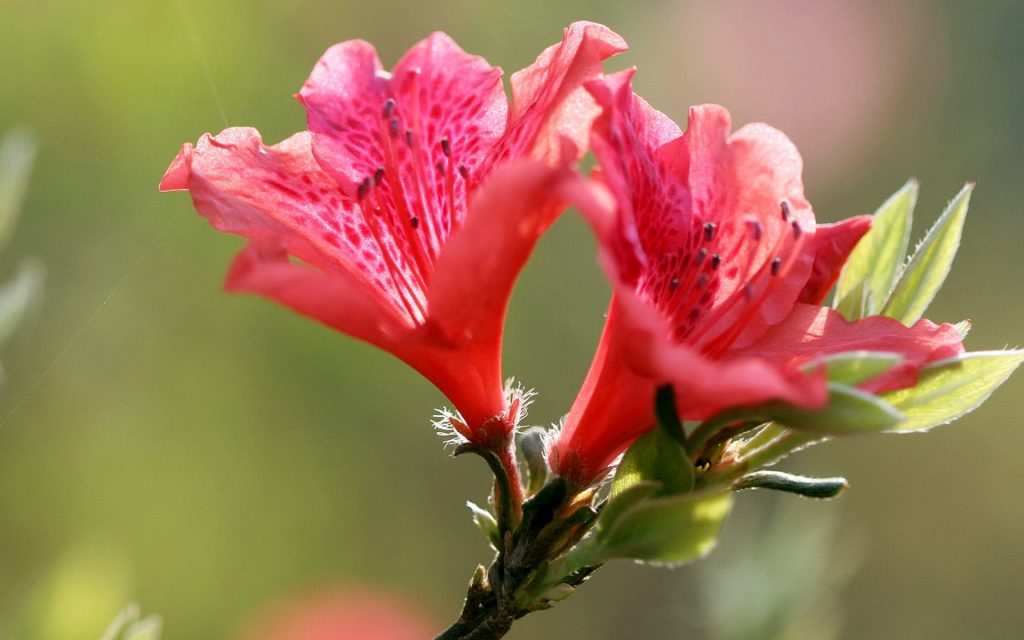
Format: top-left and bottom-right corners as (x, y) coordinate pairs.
(159, 128), (423, 326)
(299, 34), (508, 270)
(484, 21), (628, 170)
(734, 303), (965, 393)
(798, 215), (872, 304)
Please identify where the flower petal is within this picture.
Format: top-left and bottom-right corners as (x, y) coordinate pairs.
(159, 127), (423, 326)
(798, 215), (872, 304)
(484, 21), (628, 170)
(734, 303), (966, 393)
(299, 34), (508, 270)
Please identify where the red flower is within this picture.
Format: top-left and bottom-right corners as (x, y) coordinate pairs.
(240, 588), (434, 640)
(160, 23), (625, 444)
(550, 71), (964, 485)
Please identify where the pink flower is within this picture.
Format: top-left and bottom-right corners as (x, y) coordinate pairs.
(550, 71), (964, 485)
(161, 23), (625, 444)
(239, 588), (434, 640)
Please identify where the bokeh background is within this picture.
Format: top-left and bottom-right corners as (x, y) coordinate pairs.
(1, 0), (1022, 638)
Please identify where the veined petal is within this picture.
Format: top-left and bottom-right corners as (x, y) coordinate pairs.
(159, 128), (424, 327)
(484, 21), (628, 170)
(734, 303), (965, 393)
(799, 215), (872, 304)
(299, 34), (508, 270)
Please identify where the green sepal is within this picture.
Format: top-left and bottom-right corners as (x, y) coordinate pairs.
(801, 351), (903, 386)
(882, 184), (972, 324)
(882, 350), (1024, 432)
(597, 481), (661, 534)
(610, 426), (695, 499)
(595, 490), (733, 567)
(466, 501), (500, 549)
(835, 179), (916, 320)
(733, 470), (849, 499)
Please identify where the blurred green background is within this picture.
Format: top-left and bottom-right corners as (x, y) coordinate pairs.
(1, 0), (1021, 638)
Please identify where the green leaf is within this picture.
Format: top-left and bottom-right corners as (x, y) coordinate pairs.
(882, 184), (972, 324)
(597, 490), (733, 566)
(0, 260), (44, 348)
(771, 383), (904, 434)
(802, 351), (903, 386)
(610, 426), (694, 499)
(835, 179), (916, 319)
(733, 470), (849, 499)
(0, 129), (37, 251)
(882, 350), (1024, 432)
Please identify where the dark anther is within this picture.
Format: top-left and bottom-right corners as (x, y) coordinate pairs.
(458, 163), (469, 179)
(436, 160), (446, 175)
(771, 257), (782, 276)
(669, 277), (680, 291)
(743, 283), (754, 300)
(695, 247), (707, 265)
(383, 98), (396, 118)
(688, 308), (700, 322)
(748, 219), (763, 241)
(711, 253), (722, 270)
(388, 118), (400, 137)
(792, 221), (803, 239)
(410, 216), (420, 229)
(703, 222), (717, 242)
(780, 200), (790, 220)
(373, 166), (385, 185)
(356, 177), (372, 200)
(440, 136), (452, 157)
(696, 274), (709, 289)
(405, 130), (415, 147)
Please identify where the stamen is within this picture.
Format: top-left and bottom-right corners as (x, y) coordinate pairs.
(771, 257), (782, 276)
(356, 177), (372, 200)
(405, 130), (415, 147)
(410, 216), (420, 230)
(388, 118), (400, 138)
(436, 160), (446, 175)
(780, 200), (790, 221)
(696, 274), (709, 289)
(695, 247), (707, 265)
(704, 222), (717, 241)
(669, 277), (680, 291)
(373, 166), (385, 185)
(458, 164), (469, 179)
(747, 219), (763, 241)
(743, 283), (754, 300)
(383, 98), (396, 118)
(792, 221), (802, 239)
(440, 136), (451, 157)
(711, 254), (721, 270)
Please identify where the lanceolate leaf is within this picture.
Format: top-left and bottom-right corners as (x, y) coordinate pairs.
(802, 351), (903, 386)
(882, 184), (973, 324)
(882, 350), (1024, 432)
(835, 179), (916, 320)
(771, 383), (904, 434)
(597, 490), (733, 566)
